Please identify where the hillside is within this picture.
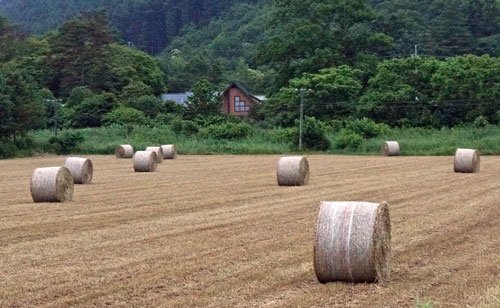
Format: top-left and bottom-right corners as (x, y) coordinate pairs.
(0, 0), (266, 54)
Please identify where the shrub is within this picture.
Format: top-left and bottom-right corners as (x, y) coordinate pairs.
(103, 106), (148, 126)
(48, 131), (84, 154)
(335, 129), (364, 149)
(266, 127), (296, 144)
(293, 117), (331, 151)
(345, 117), (390, 139)
(473, 115), (489, 128)
(0, 141), (17, 158)
(200, 122), (252, 140)
(170, 118), (199, 136)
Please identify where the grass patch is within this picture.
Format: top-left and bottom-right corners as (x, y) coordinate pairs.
(11, 124), (500, 157)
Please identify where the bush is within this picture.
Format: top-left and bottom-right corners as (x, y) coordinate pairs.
(345, 117), (390, 139)
(200, 122), (252, 140)
(292, 117), (330, 151)
(473, 115), (489, 128)
(266, 127), (296, 144)
(0, 141), (17, 158)
(335, 129), (364, 149)
(170, 118), (199, 136)
(48, 131), (84, 154)
(104, 106), (148, 126)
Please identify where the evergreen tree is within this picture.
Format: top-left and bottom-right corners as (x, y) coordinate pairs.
(47, 10), (114, 97)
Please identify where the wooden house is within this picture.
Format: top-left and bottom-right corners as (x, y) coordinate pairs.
(221, 81), (264, 116)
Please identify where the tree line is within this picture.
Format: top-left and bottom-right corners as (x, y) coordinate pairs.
(0, 1), (499, 154)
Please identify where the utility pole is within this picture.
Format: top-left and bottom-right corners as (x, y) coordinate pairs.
(48, 99), (60, 137)
(299, 88), (305, 150)
(54, 100), (59, 137)
(414, 44), (418, 57)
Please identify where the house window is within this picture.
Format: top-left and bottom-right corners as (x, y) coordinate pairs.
(234, 96), (250, 112)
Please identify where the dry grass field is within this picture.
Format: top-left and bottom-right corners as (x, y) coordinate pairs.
(0, 154), (499, 307)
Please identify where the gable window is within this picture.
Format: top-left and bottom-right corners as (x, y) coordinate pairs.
(234, 96), (250, 112)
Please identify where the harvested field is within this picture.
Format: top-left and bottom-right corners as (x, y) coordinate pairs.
(0, 155), (499, 307)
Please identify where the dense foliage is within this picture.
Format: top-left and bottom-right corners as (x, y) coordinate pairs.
(0, 1), (499, 157)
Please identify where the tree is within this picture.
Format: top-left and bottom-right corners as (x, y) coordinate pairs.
(0, 67), (48, 139)
(426, 0), (474, 57)
(64, 87), (116, 128)
(262, 65), (363, 126)
(185, 79), (222, 119)
(258, 0), (392, 90)
(430, 55), (500, 125)
(109, 43), (165, 95)
(359, 56), (441, 127)
(47, 10), (114, 97)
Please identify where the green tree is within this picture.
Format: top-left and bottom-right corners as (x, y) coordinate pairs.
(262, 66), (363, 126)
(64, 87), (116, 128)
(47, 10), (114, 97)
(0, 67), (48, 139)
(431, 55), (500, 125)
(258, 0), (392, 89)
(359, 56), (441, 126)
(185, 79), (222, 119)
(426, 0), (474, 57)
(109, 43), (165, 95)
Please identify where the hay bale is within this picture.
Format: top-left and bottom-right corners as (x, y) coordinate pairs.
(30, 166), (74, 202)
(314, 201), (391, 283)
(133, 150), (158, 172)
(454, 148), (480, 173)
(277, 156), (309, 186)
(381, 141), (400, 156)
(161, 144), (177, 159)
(64, 157), (93, 184)
(115, 144), (134, 158)
(145, 146), (163, 163)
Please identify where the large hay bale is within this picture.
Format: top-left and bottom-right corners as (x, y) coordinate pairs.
(161, 144), (177, 159)
(133, 150), (158, 172)
(115, 144), (134, 158)
(454, 148), (480, 173)
(30, 166), (74, 202)
(145, 146), (163, 163)
(314, 201), (391, 283)
(64, 157), (93, 184)
(276, 156), (309, 186)
(381, 141), (400, 156)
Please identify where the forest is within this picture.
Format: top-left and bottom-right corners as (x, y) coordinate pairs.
(0, 0), (499, 157)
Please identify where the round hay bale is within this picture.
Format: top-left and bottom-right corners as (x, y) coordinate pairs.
(381, 141), (400, 156)
(314, 201), (391, 283)
(30, 166), (74, 202)
(115, 144), (134, 158)
(161, 144), (177, 159)
(64, 157), (93, 184)
(133, 151), (158, 172)
(454, 148), (480, 173)
(145, 146), (163, 163)
(277, 156), (309, 186)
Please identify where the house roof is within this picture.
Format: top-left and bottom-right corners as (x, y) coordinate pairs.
(160, 92), (193, 106)
(223, 81), (265, 103)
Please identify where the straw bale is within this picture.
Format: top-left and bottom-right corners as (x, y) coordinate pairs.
(133, 151), (158, 172)
(314, 201), (391, 283)
(381, 141), (400, 156)
(64, 157), (93, 184)
(30, 166), (74, 202)
(454, 148), (480, 173)
(145, 146), (163, 163)
(277, 156), (309, 186)
(115, 144), (134, 158)
(161, 144), (177, 159)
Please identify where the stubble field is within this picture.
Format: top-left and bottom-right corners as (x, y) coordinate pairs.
(0, 154), (499, 307)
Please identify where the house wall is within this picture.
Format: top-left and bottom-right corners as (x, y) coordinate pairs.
(223, 87), (253, 116)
